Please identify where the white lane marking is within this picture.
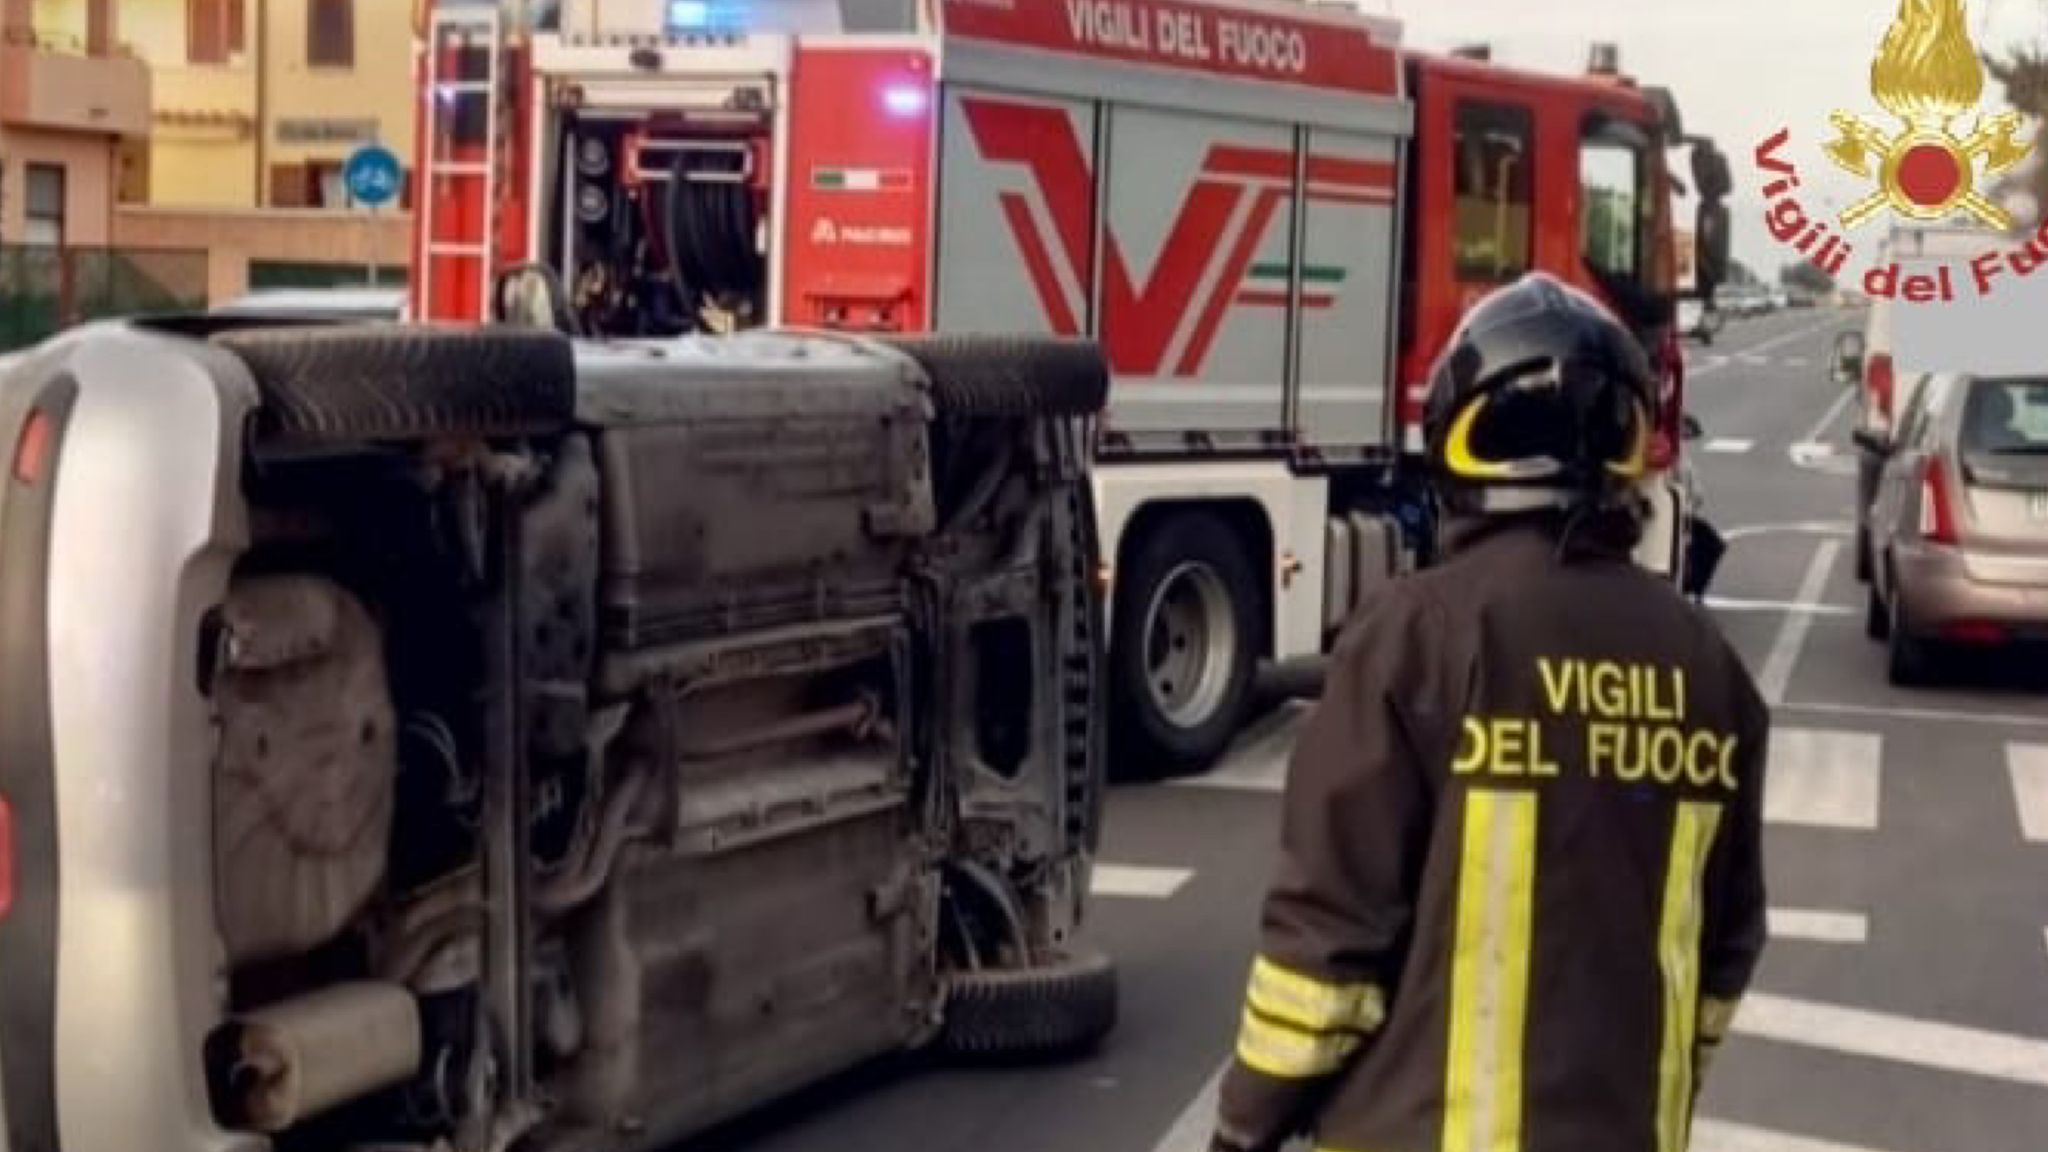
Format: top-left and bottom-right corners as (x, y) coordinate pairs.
(1691, 1118), (1904, 1152)
(1768, 907), (1869, 943)
(1722, 520), (1855, 542)
(1732, 992), (2048, 1089)
(1172, 706), (1303, 794)
(1756, 540), (1840, 705)
(1764, 726), (1881, 830)
(1704, 596), (1855, 616)
(1780, 699), (2048, 731)
(1800, 386), (1859, 446)
(1091, 865), (1194, 899)
(2008, 743), (2048, 842)
(1703, 438), (1754, 454)
(1145, 1060), (1227, 1152)
(1784, 356), (1810, 367)
(1690, 317), (1841, 378)
(1175, 754), (1288, 794)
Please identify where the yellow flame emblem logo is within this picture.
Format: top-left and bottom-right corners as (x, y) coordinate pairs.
(1824, 0), (2032, 230)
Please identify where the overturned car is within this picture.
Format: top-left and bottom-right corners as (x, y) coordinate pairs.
(0, 319), (1114, 1152)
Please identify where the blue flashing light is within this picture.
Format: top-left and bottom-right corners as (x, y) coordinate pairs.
(668, 1), (712, 29)
(882, 83), (929, 118)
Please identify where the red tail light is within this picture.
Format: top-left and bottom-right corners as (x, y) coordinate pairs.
(0, 792), (14, 922)
(1867, 353), (1896, 423)
(13, 409), (50, 484)
(1919, 455), (1959, 544)
(1941, 621), (2006, 644)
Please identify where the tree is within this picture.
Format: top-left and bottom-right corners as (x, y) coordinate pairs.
(1780, 262), (1836, 294)
(1983, 19), (2048, 227)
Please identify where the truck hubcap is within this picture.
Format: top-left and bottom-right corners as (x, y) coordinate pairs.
(1141, 562), (1237, 728)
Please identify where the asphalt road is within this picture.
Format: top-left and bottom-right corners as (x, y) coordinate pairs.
(696, 308), (2048, 1152)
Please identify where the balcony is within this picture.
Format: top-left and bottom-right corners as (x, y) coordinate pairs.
(0, 31), (150, 137)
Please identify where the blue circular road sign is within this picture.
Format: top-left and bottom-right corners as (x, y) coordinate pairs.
(344, 144), (402, 208)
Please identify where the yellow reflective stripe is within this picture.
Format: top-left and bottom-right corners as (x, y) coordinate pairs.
(1235, 1005), (1361, 1079)
(1699, 994), (1741, 1043)
(1441, 788), (1538, 1152)
(1656, 801), (1724, 1152)
(1246, 956), (1388, 1035)
(1443, 396), (1518, 479)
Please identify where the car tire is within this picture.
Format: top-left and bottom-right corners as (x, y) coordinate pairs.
(873, 335), (1109, 419)
(1886, 589), (1933, 686)
(1109, 511), (1260, 779)
(938, 946), (1118, 1061)
(1865, 583), (1889, 641)
(215, 326), (575, 447)
(1854, 526), (1872, 583)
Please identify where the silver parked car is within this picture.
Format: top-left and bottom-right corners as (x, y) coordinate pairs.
(1861, 373), (2048, 684)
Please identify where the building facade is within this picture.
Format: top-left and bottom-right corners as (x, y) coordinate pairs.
(0, 0), (148, 247)
(8, 0), (415, 317)
(26, 0), (419, 210)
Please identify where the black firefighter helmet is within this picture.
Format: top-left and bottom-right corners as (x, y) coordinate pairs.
(1422, 272), (1657, 515)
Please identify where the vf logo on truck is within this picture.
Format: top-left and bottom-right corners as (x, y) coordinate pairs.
(959, 97), (1393, 377)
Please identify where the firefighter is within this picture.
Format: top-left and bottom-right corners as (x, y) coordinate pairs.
(1208, 272), (1770, 1152)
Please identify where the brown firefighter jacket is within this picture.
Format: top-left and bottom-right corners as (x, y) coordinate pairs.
(1216, 513), (1770, 1152)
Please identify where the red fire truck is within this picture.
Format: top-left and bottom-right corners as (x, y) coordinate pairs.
(409, 0), (1731, 776)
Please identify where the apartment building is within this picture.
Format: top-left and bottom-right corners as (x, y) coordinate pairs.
(13, 0), (416, 306)
(0, 0), (148, 248)
(111, 0), (417, 210)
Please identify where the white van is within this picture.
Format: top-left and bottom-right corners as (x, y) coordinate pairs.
(1833, 225), (2002, 581)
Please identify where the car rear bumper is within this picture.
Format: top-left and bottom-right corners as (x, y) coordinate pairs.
(1896, 544), (2048, 641)
(1, 327), (264, 1152)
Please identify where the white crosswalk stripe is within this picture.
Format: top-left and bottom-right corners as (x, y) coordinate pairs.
(1763, 727), (1881, 829)
(1090, 864), (1193, 898)
(2006, 742), (2048, 842)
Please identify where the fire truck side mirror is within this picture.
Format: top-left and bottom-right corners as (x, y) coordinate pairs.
(1693, 198), (1730, 299)
(494, 264), (575, 335)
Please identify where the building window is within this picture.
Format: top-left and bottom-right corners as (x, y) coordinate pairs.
(24, 164), (67, 248)
(269, 160), (366, 208)
(187, 0), (246, 65)
(308, 0), (355, 68)
(1452, 101), (1533, 282)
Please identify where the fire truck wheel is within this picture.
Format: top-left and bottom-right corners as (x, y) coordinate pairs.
(938, 947), (1118, 1061)
(215, 327), (575, 447)
(873, 335), (1109, 418)
(1110, 512), (1259, 778)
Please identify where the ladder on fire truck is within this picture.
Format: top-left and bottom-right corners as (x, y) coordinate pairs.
(417, 4), (514, 323)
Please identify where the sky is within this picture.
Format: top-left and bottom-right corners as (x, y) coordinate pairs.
(1382, 0), (2048, 283)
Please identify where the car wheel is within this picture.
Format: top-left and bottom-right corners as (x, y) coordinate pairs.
(938, 946), (1119, 1061)
(1886, 587), (1932, 686)
(1109, 511), (1260, 779)
(1865, 582), (1889, 640)
(213, 326), (575, 448)
(873, 334), (1108, 419)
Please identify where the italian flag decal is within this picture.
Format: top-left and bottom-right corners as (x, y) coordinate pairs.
(1239, 263), (1346, 310)
(812, 167), (913, 192)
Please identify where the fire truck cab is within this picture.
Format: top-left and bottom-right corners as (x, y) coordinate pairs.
(412, 0), (1729, 776)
